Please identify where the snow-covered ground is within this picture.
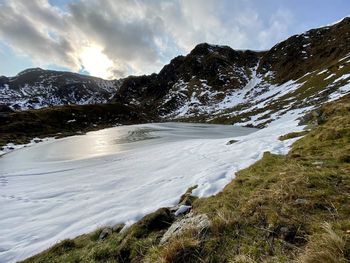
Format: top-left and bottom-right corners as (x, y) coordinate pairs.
(0, 113), (307, 262)
(0, 138), (54, 157)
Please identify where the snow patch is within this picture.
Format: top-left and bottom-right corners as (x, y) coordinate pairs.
(324, 73), (336, 80)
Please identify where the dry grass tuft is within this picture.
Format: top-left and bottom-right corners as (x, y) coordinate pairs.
(149, 236), (201, 263)
(229, 254), (257, 263)
(296, 222), (347, 263)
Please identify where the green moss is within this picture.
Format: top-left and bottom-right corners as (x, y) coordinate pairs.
(46, 239), (76, 256)
(279, 130), (310, 140)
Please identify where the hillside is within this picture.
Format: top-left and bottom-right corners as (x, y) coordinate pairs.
(2, 18), (350, 126)
(113, 17), (350, 127)
(0, 68), (122, 110)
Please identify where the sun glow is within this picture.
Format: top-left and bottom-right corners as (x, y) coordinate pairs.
(80, 46), (113, 79)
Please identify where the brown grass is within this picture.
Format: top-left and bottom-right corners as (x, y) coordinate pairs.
(296, 223), (347, 263)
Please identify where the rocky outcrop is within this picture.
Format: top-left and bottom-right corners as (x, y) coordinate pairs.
(160, 213), (211, 244)
(112, 44), (263, 117)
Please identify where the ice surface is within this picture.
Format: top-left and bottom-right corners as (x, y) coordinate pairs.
(0, 116), (305, 262)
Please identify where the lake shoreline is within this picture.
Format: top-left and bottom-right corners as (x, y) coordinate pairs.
(0, 122), (261, 262)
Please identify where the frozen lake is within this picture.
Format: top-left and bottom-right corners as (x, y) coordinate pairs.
(0, 119), (300, 262)
(0, 123), (256, 262)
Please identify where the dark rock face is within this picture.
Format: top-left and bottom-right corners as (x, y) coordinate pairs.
(113, 43), (263, 116)
(0, 76), (9, 86)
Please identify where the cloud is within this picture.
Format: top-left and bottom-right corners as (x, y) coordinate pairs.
(0, 0), (295, 79)
(258, 9), (294, 49)
(0, 0), (79, 69)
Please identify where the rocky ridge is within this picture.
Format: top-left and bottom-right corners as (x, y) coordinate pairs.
(112, 17), (350, 127)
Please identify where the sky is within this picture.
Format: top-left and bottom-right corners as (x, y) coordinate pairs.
(0, 0), (349, 79)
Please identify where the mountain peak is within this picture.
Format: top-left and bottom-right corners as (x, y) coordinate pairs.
(190, 43), (231, 56)
(17, 67), (44, 76)
(1, 68), (122, 110)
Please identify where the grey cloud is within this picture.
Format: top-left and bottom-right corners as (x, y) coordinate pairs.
(0, 0), (295, 78)
(69, 1), (160, 62)
(0, 1), (79, 69)
(13, 0), (68, 31)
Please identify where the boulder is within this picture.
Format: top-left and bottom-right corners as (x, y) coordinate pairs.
(132, 207), (174, 238)
(99, 227), (112, 240)
(160, 213), (210, 244)
(112, 223), (125, 233)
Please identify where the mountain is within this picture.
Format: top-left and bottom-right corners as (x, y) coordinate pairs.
(112, 17), (350, 127)
(2, 18), (350, 127)
(113, 44), (262, 118)
(0, 68), (122, 110)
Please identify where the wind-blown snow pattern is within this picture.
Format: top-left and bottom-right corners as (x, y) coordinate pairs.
(0, 107), (308, 262)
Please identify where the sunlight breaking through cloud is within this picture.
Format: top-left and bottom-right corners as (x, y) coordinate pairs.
(3, 0), (343, 79)
(80, 46), (114, 79)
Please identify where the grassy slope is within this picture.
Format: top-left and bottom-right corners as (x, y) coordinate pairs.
(22, 95), (350, 262)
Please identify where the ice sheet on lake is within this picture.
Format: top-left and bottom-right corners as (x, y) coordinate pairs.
(0, 117), (305, 262)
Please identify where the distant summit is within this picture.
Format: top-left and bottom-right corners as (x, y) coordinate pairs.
(0, 68), (123, 110)
(17, 67), (44, 76)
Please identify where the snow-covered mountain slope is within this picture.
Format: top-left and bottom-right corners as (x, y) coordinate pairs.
(1, 18), (350, 126)
(0, 68), (122, 110)
(112, 17), (350, 127)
